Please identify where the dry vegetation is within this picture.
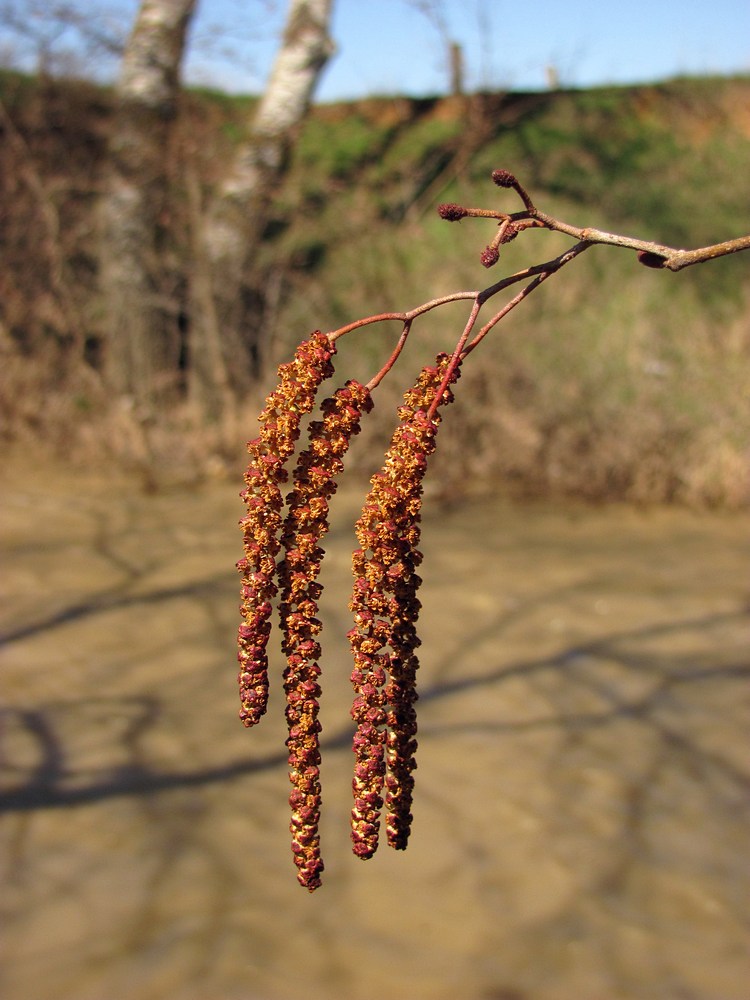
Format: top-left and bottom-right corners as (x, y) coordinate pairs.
(1, 71), (748, 504)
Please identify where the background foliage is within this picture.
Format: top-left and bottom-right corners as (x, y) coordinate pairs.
(1, 70), (748, 504)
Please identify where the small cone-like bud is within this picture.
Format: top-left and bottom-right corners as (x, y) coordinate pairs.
(500, 221), (521, 244)
(480, 245), (500, 268)
(438, 202), (468, 221)
(491, 168), (517, 188)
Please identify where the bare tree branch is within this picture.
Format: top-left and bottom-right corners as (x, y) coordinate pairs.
(328, 168), (750, 362)
(439, 168), (750, 272)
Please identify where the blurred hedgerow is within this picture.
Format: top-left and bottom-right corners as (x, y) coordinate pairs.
(236, 170), (750, 890)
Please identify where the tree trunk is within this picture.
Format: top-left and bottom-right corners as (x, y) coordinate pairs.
(189, 0), (335, 414)
(100, 0), (196, 407)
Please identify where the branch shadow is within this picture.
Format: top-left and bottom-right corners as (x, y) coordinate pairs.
(2, 585), (747, 1000)
(0, 571), (237, 646)
(2, 608), (747, 814)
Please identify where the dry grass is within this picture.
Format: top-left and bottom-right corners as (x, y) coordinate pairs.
(1, 71), (748, 505)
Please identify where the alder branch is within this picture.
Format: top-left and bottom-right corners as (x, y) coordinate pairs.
(326, 168), (749, 367)
(444, 167), (750, 271)
(324, 167), (750, 408)
(237, 168), (748, 891)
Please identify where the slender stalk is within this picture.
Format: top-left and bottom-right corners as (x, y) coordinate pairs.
(466, 242), (593, 354)
(367, 321), (412, 391)
(328, 291), (479, 342)
(426, 298), (481, 421)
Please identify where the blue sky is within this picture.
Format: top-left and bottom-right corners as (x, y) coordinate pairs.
(3, 1), (748, 97)
(183, 0), (750, 100)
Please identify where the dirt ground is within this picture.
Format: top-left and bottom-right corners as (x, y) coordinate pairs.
(1, 461), (749, 1000)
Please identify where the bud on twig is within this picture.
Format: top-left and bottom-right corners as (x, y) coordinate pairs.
(438, 202), (469, 221)
(491, 168), (517, 188)
(480, 245), (500, 268)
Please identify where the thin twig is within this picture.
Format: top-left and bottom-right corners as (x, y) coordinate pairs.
(326, 169), (748, 366)
(450, 169), (750, 272)
(328, 291), (479, 342)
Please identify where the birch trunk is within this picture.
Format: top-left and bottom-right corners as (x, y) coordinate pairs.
(189, 0), (335, 412)
(100, 0), (196, 406)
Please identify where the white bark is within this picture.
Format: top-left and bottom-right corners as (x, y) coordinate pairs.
(100, 0), (196, 404)
(191, 0), (335, 404)
(100, 0), (335, 411)
(206, 0), (335, 259)
(119, 0), (197, 112)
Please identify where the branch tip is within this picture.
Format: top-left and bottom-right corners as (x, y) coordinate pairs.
(437, 202), (468, 222)
(491, 168), (517, 189)
(480, 245), (500, 268)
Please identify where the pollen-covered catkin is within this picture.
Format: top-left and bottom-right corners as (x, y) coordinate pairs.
(280, 380), (372, 890)
(348, 354), (460, 858)
(237, 332), (335, 728)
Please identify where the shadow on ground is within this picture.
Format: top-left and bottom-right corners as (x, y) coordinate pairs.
(2, 469), (748, 1000)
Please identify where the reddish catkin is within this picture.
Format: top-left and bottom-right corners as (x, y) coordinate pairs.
(279, 380), (373, 891)
(237, 332), (335, 728)
(348, 354), (460, 858)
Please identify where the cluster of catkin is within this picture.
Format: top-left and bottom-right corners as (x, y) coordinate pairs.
(237, 332), (458, 890)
